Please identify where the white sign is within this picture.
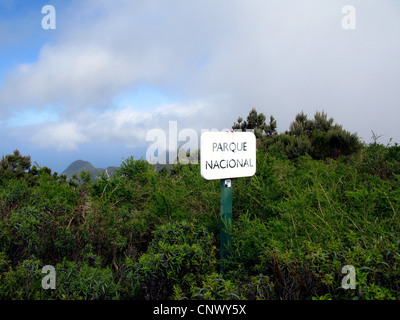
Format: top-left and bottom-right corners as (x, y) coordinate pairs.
(200, 131), (256, 180)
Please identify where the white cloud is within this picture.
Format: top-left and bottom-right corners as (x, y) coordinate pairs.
(27, 99), (208, 150)
(31, 122), (89, 151)
(1, 43), (136, 110)
(1, 0), (400, 149)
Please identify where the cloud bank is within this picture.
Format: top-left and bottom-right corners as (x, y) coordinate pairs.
(1, 0), (399, 158)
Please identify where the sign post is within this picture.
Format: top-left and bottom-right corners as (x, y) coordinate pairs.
(220, 178), (232, 273)
(200, 131), (256, 273)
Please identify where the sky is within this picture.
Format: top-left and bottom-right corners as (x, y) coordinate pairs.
(0, 0), (399, 173)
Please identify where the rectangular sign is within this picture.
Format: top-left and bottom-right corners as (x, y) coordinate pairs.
(200, 131), (256, 180)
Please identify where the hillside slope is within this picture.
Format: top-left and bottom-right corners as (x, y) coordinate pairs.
(61, 160), (118, 181)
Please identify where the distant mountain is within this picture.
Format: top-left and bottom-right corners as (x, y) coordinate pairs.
(61, 159), (175, 182)
(61, 160), (119, 181)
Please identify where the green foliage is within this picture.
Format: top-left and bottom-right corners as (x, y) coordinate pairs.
(131, 221), (217, 299)
(233, 108), (270, 139)
(1, 178), (29, 212)
(0, 257), (45, 299)
(0, 121), (399, 300)
(190, 273), (242, 300)
(116, 156), (153, 182)
(233, 109), (362, 160)
(55, 260), (120, 300)
(355, 140), (400, 180)
(0, 150), (31, 182)
(0, 256), (120, 300)
(225, 152), (400, 299)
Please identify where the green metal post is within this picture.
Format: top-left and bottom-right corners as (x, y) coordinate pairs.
(220, 179), (232, 274)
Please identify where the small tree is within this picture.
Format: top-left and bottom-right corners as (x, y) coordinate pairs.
(234, 109), (362, 160)
(288, 111), (361, 159)
(264, 115), (277, 137)
(0, 150), (31, 181)
(116, 156), (153, 183)
(233, 108), (277, 139)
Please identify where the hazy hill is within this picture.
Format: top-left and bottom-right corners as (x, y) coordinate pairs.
(61, 160), (119, 181)
(61, 159), (172, 182)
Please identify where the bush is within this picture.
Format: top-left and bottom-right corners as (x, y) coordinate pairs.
(0, 179), (29, 215)
(355, 142), (400, 180)
(189, 273), (242, 300)
(0, 127), (399, 300)
(131, 221), (217, 299)
(55, 260), (120, 300)
(116, 156), (153, 182)
(0, 257), (46, 299)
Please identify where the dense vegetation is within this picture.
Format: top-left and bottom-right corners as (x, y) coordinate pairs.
(1, 110), (400, 300)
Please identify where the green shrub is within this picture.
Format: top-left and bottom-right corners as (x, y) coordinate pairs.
(356, 142), (400, 180)
(131, 221), (217, 299)
(0, 257), (45, 299)
(190, 273), (242, 300)
(1, 179), (29, 212)
(116, 156), (153, 183)
(1, 132), (399, 300)
(55, 260), (120, 300)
